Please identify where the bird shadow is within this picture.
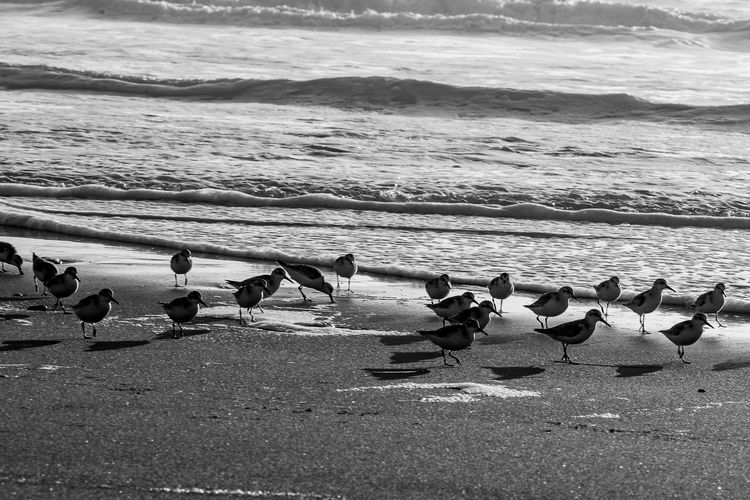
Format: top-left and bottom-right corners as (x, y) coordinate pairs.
(615, 364), (664, 378)
(712, 359), (750, 372)
(0, 340), (62, 351)
(85, 340), (151, 352)
(379, 335), (424, 346)
(0, 313), (31, 321)
(476, 336), (522, 345)
(363, 368), (431, 380)
(153, 328), (212, 340)
(390, 351), (442, 364)
(484, 366), (545, 381)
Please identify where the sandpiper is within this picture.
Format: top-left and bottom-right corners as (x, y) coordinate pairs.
(32, 253), (59, 294)
(333, 253), (358, 292)
(448, 300), (501, 330)
(276, 260), (334, 303)
(623, 278), (675, 334)
(170, 249), (193, 287)
(534, 308), (610, 364)
(46, 266), (81, 312)
(0, 241), (23, 274)
(524, 286), (578, 328)
(418, 319), (487, 366)
(425, 274), (451, 304)
(427, 291), (479, 326)
(72, 288), (119, 339)
(488, 273), (514, 313)
(161, 290), (207, 338)
(593, 276), (621, 319)
(691, 283), (726, 327)
(659, 313), (713, 364)
(226, 267), (293, 297)
(234, 279), (271, 324)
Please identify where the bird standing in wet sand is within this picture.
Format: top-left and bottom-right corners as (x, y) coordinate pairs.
(690, 282), (726, 327)
(46, 266), (81, 312)
(276, 260), (334, 303)
(525, 286), (578, 329)
(425, 274), (451, 304)
(418, 319), (487, 367)
(448, 300), (501, 330)
(226, 267), (293, 298)
(72, 288), (119, 339)
(234, 279), (271, 324)
(534, 309), (610, 364)
(0, 241), (23, 274)
(427, 291), (479, 326)
(32, 253), (58, 294)
(623, 278), (675, 334)
(488, 273), (514, 313)
(333, 253), (358, 292)
(170, 249), (193, 287)
(594, 275), (621, 320)
(659, 312), (713, 364)
(161, 290), (207, 338)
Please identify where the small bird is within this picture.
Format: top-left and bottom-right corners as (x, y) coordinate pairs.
(32, 253), (59, 294)
(448, 300), (501, 330)
(659, 313), (713, 364)
(524, 286), (579, 329)
(160, 290), (208, 338)
(623, 278), (675, 334)
(0, 241), (23, 274)
(534, 309), (610, 364)
(427, 291), (479, 326)
(333, 253), (358, 292)
(691, 283), (726, 327)
(46, 266), (81, 312)
(170, 249), (193, 287)
(234, 279), (271, 324)
(276, 260), (334, 303)
(418, 319), (487, 367)
(425, 274), (452, 304)
(593, 276), (621, 319)
(226, 267), (293, 297)
(71, 288), (119, 339)
(488, 273), (514, 313)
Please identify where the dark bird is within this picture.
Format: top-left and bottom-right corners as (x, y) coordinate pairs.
(525, 286), (578, 329)
(161, 290), (207, 338)
(333, 253), (358, 292)
(72, 288), (119, 339)
(534, 309), (610, 364)
(418, 319), (487, 367)
(425, 273), (451, 304)
(659, 313), (713, 364)
(276, 260), (334, 303)
(32, 253), (59, 294)
(46, 266), (81, 312)
(226, 267), (293, 298)
(623, 278), (675, 334)
(170, 249), (193, 287)
(0, 241), (23, 274)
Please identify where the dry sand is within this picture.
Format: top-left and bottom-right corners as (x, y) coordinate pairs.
(1, 230), (749, 499)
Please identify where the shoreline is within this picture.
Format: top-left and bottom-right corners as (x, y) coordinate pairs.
(1, 230), (749, 498)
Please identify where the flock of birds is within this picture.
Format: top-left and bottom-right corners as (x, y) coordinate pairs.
(0, 240), (728, 365)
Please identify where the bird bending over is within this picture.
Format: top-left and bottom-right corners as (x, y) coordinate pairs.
(32, 253), (59, 294)
(276, 260), (334, 303)
(0, 241), (23, 274)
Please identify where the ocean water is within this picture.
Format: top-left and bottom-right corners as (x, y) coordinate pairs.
(1, 0), (750, 311)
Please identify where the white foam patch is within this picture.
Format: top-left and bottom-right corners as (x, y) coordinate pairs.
(339, 382), (540, 399)
(420, 394), (479, 403)
(149, 486), (335, 498)
(574, 413), (621, 419)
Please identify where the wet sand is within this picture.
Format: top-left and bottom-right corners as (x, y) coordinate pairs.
(0, 232), (749, 499)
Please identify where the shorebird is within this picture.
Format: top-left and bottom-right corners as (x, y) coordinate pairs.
(425, 274), (451, 304)
(524, 286), (578, 328)
(234, 279), (271, 324)
(659, 313), (713, 364)
(623, 278), (675, 334)
(418, 319), (487, 366)
(46, 266), (81, 312)
(226, 267), (293, 297)
(448, 300), (501, 330)
(72, 288), (119, 339)
(276, 260), (334, 303)
(333, 253), (358, 292)
(161, 290), (207, 338)
(690, 283), (726, 327)
(488, 273), (514, 313)
(427, 291), (479, 326)
(534, 309), (610, 364)
(593, 276), (622, 319)
(170, 249), (193, 287)
(32, 253), (59, 294)
(0, 241), (23, 274)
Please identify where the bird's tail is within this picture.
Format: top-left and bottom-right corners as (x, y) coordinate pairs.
(226, 280), (243, 289)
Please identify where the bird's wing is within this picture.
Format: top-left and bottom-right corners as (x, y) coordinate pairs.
(625, 291), (646, 307)
(526, 292), (553, 308)
(72, 294), (98, 310)
(659, 321), (689, 336)
(534, 319), (582, 338)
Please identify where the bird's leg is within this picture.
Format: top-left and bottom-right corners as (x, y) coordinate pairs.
(535, 315), (544, 328)
(448, 351), (462, 365)
(258, 304), (265, 314)
(172, 322), (177, 338)
(298, 285), (310, 302)
(596, 298), (604, 314)
(679, 346), (691, 364)
(238, 307), (245, 325)
(249, 308), (255, 322)
(92, 325), (97, 338)
(639, 315), (649, 334)
(347, 278), (352, 293)
(715, 313), (725, 327)
(81, 322), (90, 339)
(544, 317), (549, 329)
(34, 278), (39, 293)
(174, 274), (179, 287)
(491, 298), (496, 309)
(441, 349), (454, 367)
(1, 263), (6, 272)
(605, 302), (610, 319)
(59, 301), (68, 314)
(52, 299), (59, 312)
(336, 275), (341, 290)
(499, 299), (505, 314)
(184, 275), (188, 287)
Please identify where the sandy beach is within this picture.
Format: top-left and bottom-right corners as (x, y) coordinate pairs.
(1, 229), (749, 499)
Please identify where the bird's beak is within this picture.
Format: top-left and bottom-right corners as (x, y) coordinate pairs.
(479, 328), (489, 336)
(573, 295), (582, 303)
(75, 276), (82, 283)
(666, 285), (676, 292)
(284, 276), (294, 283)
(111, 298), (120, 305)
(704, 319), (714, 329)
(18, 268), (24, 275)
(600, 318), (612, 327)
(492, 308), (502, 317)
(472, 299), (480, 306)
(199, 300), (208, 308)
(721, 291), (726, 297)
